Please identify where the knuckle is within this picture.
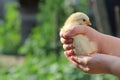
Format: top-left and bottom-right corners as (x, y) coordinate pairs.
(63, 44), (74, 50)
(60, 38), (65, 44)
(60, 37), (73, 44)
(63, 44), (68, 50)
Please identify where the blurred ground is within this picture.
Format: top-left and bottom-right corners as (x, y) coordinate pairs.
(0, 55), (24, 67)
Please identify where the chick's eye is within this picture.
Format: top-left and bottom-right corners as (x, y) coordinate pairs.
(83, 19), (86, 22)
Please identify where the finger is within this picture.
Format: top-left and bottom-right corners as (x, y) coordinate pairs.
(70, 56), (87, 67)
(65, 25), (88, 37)
(60, 38), (73, 44)
(63, 44), (75, 50)
(66, 55), (86, 70)
(60, 29), (70, 38)
(78, 65), (90, 72)
(70, 58), (79, 67)
(71, 56), (88, 67)
(71, 56), (89, 65)
(59, 30), (63, 37)
(64, 50), (75, 57)
(69, 57), (90, 71)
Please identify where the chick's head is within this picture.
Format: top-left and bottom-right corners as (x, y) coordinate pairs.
(65, 12), (91, 26)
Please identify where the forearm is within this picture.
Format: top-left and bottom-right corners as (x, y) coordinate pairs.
(106, 55), (120, 77)
(99, 34), (120, 56)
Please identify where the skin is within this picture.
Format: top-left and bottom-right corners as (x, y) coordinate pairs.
(60, 25), (120, 77)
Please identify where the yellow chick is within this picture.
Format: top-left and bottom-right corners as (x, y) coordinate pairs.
(61, 12), (98, 56)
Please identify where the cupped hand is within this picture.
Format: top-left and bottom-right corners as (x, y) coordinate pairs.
(60, 25), (103, 54)
(60, 25), (120, 57)
(64, 52), (111, 74)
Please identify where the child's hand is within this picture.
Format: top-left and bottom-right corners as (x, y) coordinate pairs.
(60, 25), (120, 56)
(64, 51), (120, 77)
(60, 25), (103, 55)
(64, 53), (111, 74)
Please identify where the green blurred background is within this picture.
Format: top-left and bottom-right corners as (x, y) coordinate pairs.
(0, 0), (120, 80)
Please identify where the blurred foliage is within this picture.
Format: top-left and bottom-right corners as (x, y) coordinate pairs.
(18, 0), (65, 55)
(64, 0), (88, 14)
(0, 54), (89, 80)
(0, 54), (118, 80)
(0, 0), (119, 80)
(0, 2), (21, 54)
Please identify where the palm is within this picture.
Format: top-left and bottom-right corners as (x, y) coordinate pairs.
(69, 54), (110, 74)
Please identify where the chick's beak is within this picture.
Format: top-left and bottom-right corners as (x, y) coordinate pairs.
(85, 20), (91, 26)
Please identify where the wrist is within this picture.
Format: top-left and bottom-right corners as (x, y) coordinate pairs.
(97, 33), (109, 53)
